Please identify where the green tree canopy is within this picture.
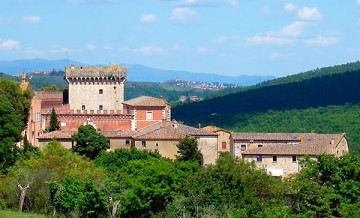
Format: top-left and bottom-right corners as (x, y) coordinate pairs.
(176, 136), (202, 165)
(71, 125), (110, 160)
(0, 79), (32, 126)
(47, 108), (60, 132)
(0, 97), (23, 173)
(40, 85), (62, 92)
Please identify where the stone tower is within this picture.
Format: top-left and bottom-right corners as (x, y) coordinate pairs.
(65, 64), (126, 112)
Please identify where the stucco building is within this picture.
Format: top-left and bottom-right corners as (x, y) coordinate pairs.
(231, 132), (349, 177)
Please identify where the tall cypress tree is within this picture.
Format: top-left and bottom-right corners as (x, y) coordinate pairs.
(48, 108), (60, 132)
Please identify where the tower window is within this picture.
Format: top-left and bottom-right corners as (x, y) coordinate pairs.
(126, 139), (130, 145)
(99, 105), (103, 110)
(292, 156), (297, 162)
(258, 144), (263, 148)
(222, 142), (227, 149)
(82, 105), (85, 110)
(241, 145), (246, 151)
(99, 89), (103, 94)
(146, 111), (153, 120)
(257, 156), (262, 162)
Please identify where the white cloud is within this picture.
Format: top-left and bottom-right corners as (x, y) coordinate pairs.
(170, 7), (196, 23)
(279, 21), (307, 37)
(284, 3), (297, 14)
(305, 35), (339, 46)
(270, 52), (284, 59)
(140, 14), (158, 24)
(196, 46), (212, 54)
(22, 16), (41, 24)
(297, 7), (323, 21)
(136, 45), (166, 55)
(216, 35), (240, 44)
(0, 40), (21, 51)
(85, 43), (95, 51)
(247, 34), (294, 45)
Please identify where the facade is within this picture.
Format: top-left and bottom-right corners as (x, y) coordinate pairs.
(232, 133), (349, 177)
(65, 65), (126, 112)
(202, 126), (232, 153)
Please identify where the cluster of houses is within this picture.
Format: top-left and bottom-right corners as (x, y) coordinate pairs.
(23, 64), (349, 177)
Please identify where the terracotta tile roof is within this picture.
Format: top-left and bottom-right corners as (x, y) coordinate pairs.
(241, 133), (345, 156)
(34, 92), (63, 100)
(202, 125), (231, 133)
(99, 131), (134, 138)
(232, 133), (302, 141)
(133, 121), (217, 140)
(123, 96), (168, 107)
(38, 131), (75, 139)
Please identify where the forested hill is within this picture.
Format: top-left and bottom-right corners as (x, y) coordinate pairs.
(173, 69), (360, 121)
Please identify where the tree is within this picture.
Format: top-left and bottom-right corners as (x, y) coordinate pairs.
(176, 136), (202, 164)
(0, 79), (32, 126)
(0, 97), (23, 173)
(72, 125), (110, 160)
(40, 85), (62, 92)
(47, 108), (60, 132)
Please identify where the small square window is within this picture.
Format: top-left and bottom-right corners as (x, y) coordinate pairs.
(142, 141), (146, 148)
(258, 144), (263, 148)
(257, 156), (262, 162)
(273, 156), (277, 162)
(156, 143), (159, 147)
(99, 89), (103, 94)
(241, 145), (246, 151)
(292, 156), (297, 162)
(126, 139), (130, 145)
(82, 105), (85, 110)
(222, 142), (227, 149)
(99, 105), (103, 110)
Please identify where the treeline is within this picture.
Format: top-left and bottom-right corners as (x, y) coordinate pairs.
(1, 141), (360, 217)
(173, 69), (360, 122)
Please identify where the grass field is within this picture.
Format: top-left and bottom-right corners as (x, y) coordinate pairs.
(0, 210), (46, 218)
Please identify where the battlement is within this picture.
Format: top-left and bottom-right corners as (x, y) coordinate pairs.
(42, 108), (129, 115)
(65, 64), (127, 80)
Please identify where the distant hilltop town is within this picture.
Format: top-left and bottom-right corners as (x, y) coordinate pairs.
(163, 78), (240, 90)
(21, 64), (349, 177)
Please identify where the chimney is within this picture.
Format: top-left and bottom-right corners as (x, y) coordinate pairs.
(159, 95), (163, 99)
(198, 123), (201, 129)
(173, 120), (178, 129)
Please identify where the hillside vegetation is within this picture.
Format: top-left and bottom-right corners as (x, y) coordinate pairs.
(173, 62), (360, 154)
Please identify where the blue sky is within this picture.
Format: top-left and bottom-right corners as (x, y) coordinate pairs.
(0, 0), (360, 77)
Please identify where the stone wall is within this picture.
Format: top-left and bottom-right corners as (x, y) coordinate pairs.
(197, 136), (218, 165)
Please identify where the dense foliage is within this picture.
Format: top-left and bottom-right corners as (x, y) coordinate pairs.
(71, 125), (110, 160)
(176, 136), (202, 164)
(47, 108), (60, 132)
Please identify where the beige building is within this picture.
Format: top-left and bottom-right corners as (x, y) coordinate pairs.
(65, 65), (126, 112)
(202, 126), (232, 153)
(232, 133), (349, 177)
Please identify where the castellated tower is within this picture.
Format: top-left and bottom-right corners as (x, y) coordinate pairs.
(65, 64), (126, 112)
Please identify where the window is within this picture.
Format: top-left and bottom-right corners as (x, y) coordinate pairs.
(292, 156), (297, 162)
(222, 142), (227, 149)
(99, 105), (103, 110)
(35, 112), (41, 121)
(142, 141), (146, 148)
(99, 89), (103, 94)
(257, 156), (263, 162)
(156, 143), (159, 148)
(258, 144), (263, 148)
(146, 111), (153, 120)
(241, 145), (246, 151)
(82, 105), (85, 110)
(273, 156), (277, 162)
(126, 139), (130, 145)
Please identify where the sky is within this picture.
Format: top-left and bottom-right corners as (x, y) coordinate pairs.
(0, 0), (360, 77)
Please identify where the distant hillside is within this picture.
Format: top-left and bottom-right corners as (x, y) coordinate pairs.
(0, 72), (215, 102)
(0, 59), (274, 85)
